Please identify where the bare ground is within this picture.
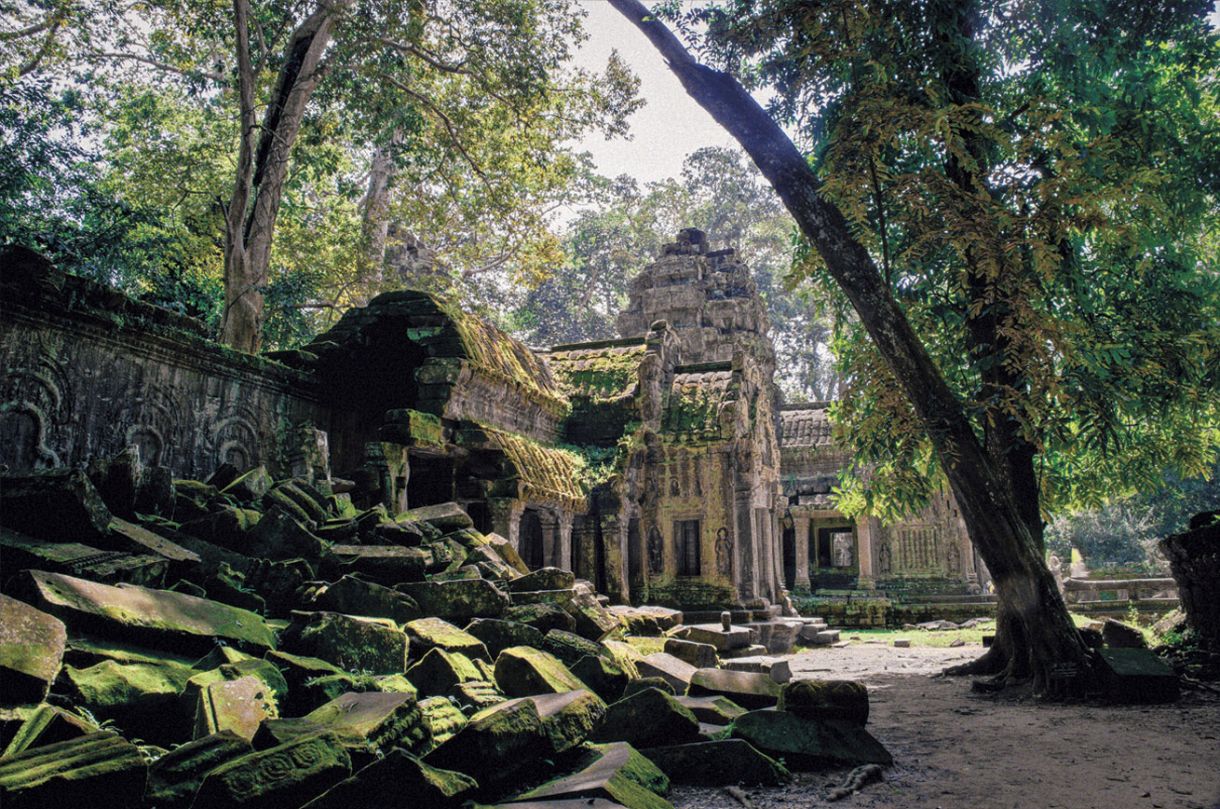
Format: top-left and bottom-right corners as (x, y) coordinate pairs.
(671, 643), (1220, 809)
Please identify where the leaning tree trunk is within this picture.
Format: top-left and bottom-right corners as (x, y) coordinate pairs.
(221, 0), (349, 352)
(609, 0), (1090, 695)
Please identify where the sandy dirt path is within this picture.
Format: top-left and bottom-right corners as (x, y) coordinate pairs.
(671, 644), (1220, 809)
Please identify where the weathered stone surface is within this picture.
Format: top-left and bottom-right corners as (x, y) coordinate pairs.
(571, 654), (632, 703)
(688, 669), (781, 710)
(495, 645), (587, 697)
(675, 695), (747, 726)
(0, 595), (66, 707)
(515, 741), (672, 809)
(108, 517), (201, 567)
(264, 650), (346, 713)
(406, 617), (490, 662)
(194, 731), (352, 809)
(508, 566), (576, 592)
(280, 611), (408, 675)
(313, 575), (422, 624)
(402, 502), (474, 532)
(60, 660), (193, 744)
(485, 532), (530, 576)
(0, 530), (168, 587)
(407, 648), (483, 697)
(464, 618), (546, 658)
(145, 730), (253, 809)
(452, 679), (506, 712)
(590, 687), (701, 749)
(507, 689), (607, 753)
(0, 731), (148, 809)
(179, 506), (263, 551)
(398, 579), (510, 623)
(600, 640), (644, 677)
(643, 739), (790, 786)
(246, 508), (326, 561)
(193, 675), (278, 741)
(1160, 519), (1220, 651)
(679, 624), (751, 651)
(424, 697), (552, 789)
(1097, 647), (1180, 704)
(721, 655), (791, 684)
(662, 638), (718, 669)
(778, 679), (869, 725)
(1, 705), (96, 759)
(0, 470), (113, 542)
(730, 710), (892, 769)
(302, 748), (477, 809)
(567, 591), (621, 641)
(303, 691), (427, 754)
(623, 677), (675, 698)
(636, 653), (697, 695)
(328, 544), (430, 582)
(503, 602), (577, 633)
(417, 696), (469, 751)
(1101, 618), (1147, 649)
(14, 570), (275, 654)
(543, 628), (603, 665)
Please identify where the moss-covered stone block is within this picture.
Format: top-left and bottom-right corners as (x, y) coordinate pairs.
(279, 611), (408, 675)
(406, 617), (490, 662)
(1, 704), (96, 759)
(0, 595), (66, 707)
(494, 646), (587, 697)
(729, 710), (892, 769)
(417, 696), (469, 752)
(145, 730), (253, 809)
(463, 618), (545, 659)
(590, 687), (700, 749)
(502, 602), (576, 633)
(423, 696), (552, 790)
(542, 628), (602, 666)
(571, 654), (632, 703)
(515, 741), (672, 809)
(193, 731), (352, 809)
(303, 691), (427, 755)
(60, 659), (194, 744)
(778, 679), (869, 725)
(397, 579), (509, 623)
(641, 738), (790, 786)
(302, 748), (476, 809)
(406, 648), (483, 697)
(0, 731), (148, 809)
(314, 575), (422, 624)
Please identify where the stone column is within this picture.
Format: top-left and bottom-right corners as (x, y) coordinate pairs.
(856, 515), (876, 589)
(489, 498), (523, 548)
(794, 514), (812, 590)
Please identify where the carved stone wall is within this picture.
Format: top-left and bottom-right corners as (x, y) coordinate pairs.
(0, 251), (327, 479)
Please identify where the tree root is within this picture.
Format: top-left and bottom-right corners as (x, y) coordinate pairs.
(827, 764), (884, 801)
(943, 643), (1007, 677)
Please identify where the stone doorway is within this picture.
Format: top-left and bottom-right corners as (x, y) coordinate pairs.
(519, 508), (546, 570)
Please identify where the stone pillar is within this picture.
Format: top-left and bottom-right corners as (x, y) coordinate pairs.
(556, 510), (574, 572)
(794, 515), (811, 590)
(856, 515), (876, 589)
(489, 498), (523, 549)
(735, 491), (755, 600)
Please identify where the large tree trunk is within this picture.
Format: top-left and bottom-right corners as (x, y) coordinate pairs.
(610, 0), (1090, 695)
(221, 0), (350, 352)
(358, 129), (404, 291)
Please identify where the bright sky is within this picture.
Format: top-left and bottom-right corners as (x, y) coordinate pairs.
(571, 0), (737, 185)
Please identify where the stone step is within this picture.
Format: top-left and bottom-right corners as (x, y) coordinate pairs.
(720, 656), (792, 683)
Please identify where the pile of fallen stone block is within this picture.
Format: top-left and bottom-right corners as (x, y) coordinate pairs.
(0, 455), (891, 808)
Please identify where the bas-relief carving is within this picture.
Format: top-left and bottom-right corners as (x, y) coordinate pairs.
(647, 526), (664, 575)
(715, 527), (732, 577)
(878, 541), (892, 574)
(0, 354), (72, 471)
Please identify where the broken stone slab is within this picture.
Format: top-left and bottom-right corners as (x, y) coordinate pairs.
(464, 618), (546, 658)
(301, 748), (477, 809)
(401, 502), (474, 532)
(590, 687), (701, 749)
(543, 628), (603, 665)
(1, 704), (96, 759)
(145, 731), (253, 809)
(264, 650), (346, 713)
(720, 643), (768, 660)
(510, 589), (578, 608)
(280, 611), (408, 675)
(763, 621), (801, 654)
(244, 508), (327, 561)
(642, 739), (790, 786)
(571, 654), (632, 703)
(512, 741), (672, 809)
(397, 579), (510, 623)
(0, 470), (113, 542)
(263, 481), (330, 526)
(406, 648), (484, 697)
(14, 570), (275, 654)
(60, 660), (194, 744)
(892, 637), (910, 648)
(0, 731), (148, 809)
(636, 653), (696, 695)
(485, 532), (530, 576)
(313, 575), (423, 624)
(108, 517), (201, 567)
(193, 731), (352, 809)
(674, 695), (747, 726)
(503, 602), (577, 633)
(302, 691), (428, 755)
(624, 677), (675, 698)
(417, 696), (469, 752)
(600, 640), (644, 677)
(406, 617), (490, 662)
(0, 530), (168, 587)
(86, 447), (143, 518)
(193, 674), (278, 741)
(687, 669), (781, 710)
(677, 624), (751, 651)
(566, 591), (621, 641)
(424, 697), (552, 790)
(662, 638), (718, 669)
(0, 594), (66, 707)
(327, 544), (430, 582)
(452, 679), (506, 713)
(721, 656), (792, 684)
(1097, 647), (1179, 704)
(502, 689), (607, 754)
(779, 680), (869, 725)
(494, 646), (587, 697)
(179, 505), (264, 551)
(797, 624), (834, 644)
(730, 710), (892, 769)
(1102, 618), (1147, 649)
(809, 629), (842, 646)
(507, 567), (576, 592)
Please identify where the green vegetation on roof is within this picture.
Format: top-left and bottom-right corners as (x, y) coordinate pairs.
(480, 426), (589, 508)
(547, 344), (647, 403)
(663, 371), (737, 443)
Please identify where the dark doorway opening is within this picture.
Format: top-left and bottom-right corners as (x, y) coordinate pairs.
(519, 509), (545, 570)
(782, 524), (796, 589)
(407, 457), (452, 508)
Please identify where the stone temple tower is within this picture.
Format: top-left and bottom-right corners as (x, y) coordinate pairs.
(617, 227), (775, 377)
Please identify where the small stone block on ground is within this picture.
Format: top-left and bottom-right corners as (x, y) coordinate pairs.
(720, 656), (791, 683)
(642, 739), (790, 786)
(680, 624), (751, 651)
(513, 741), (672, 809)
(892, 638), (911, 648)
(1097, 648), (1179, 704)
(730, 710), (892, 769)
(687, 669), (782, 710)
(636, 653), (697, 695)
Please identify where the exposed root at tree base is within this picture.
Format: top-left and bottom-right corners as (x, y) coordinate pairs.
(943, 644), (1007, 677)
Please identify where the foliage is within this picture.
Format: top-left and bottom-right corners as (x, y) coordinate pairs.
(674, 0), (1220, 520)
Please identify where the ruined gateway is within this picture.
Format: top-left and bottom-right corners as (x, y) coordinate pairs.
(0, 232), (988, 612)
